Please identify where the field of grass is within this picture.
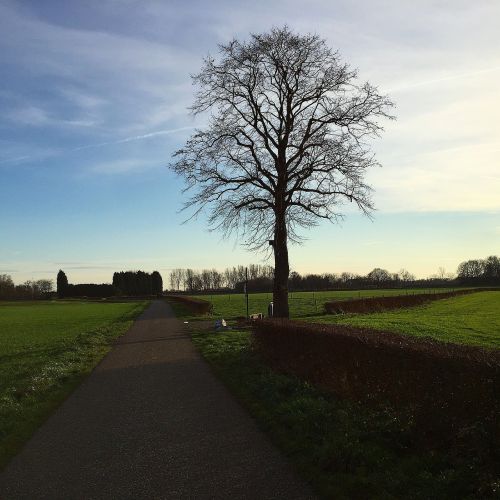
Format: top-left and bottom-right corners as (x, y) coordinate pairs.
(0, 300), (148, 468)
(189, 288), (462, 319)
(310, 291), (500, 348)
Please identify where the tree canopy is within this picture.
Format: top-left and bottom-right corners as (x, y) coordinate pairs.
(171, 27), (393, 317)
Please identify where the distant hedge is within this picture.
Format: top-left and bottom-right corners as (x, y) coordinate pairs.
(253, 320), (500, 453)
(323, 288), (486, 314)
(65, 284), (117, 298)
(168, 295), (212, 315)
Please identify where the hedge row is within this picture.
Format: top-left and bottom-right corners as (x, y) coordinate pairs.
(324, 288), (480, 314)
(252, 320), (500, 451)
(64, 283), (117, 298)
(168, 295), (212, 315)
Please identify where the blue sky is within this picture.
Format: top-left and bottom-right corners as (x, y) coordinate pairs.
(1, 0), (499, 284)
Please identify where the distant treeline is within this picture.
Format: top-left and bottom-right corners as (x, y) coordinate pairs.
(56, 270), (163, 298)
(168, 266), (432, 292)
(0, 275), (53, 300)
(167, 255), (500, 293)
(3, 255), (498, 301)
(457, 255), (500, 285)
(169, 265), (274, 292)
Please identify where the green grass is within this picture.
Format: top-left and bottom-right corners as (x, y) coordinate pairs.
(309, 291), (500, 348)
(0, 300), (148, 468)
(189, 326), (494, 498)
(189, 288), (463, 319)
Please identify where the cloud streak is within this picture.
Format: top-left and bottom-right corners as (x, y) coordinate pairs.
(0, 126), (195, 165)
(386, 65), (500, 93)
(73, 126), (197, 152)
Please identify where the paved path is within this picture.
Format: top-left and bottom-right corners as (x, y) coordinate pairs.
(0, 301), (314, 499)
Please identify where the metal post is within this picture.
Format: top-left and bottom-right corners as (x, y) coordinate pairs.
(245, 267), (249, 319)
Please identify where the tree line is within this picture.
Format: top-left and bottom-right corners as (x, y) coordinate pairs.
(2, 256), (497, 301)
(167, 257), (500, 293)
(169, 264), (274, 292)
(456, 255), (500, 285)
(56, 270), (163, 298)
(112, 271), (163, 296)
(57, 270), (116, 298)
(0, 274), (53, 300)
(167, 265), (429, 292)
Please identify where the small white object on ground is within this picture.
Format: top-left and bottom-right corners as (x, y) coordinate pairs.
(214, 318), (227, 329)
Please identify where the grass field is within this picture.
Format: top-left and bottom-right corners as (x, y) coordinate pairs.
(184, 288), (499, 349)
(310, 291), (500, 348)
(0, 300), (148, 468)
(189, 288), (463, 319)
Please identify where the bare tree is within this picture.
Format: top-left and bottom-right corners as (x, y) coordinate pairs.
(437, 267), (447, 280)
(169, 270), (177, 291)
(367, 268), (392, 284)
(0, 274), (15, 299)
(35, 279), (53, 296)
(171, 27), (393, 317)
(210, 268), (223, 289)
(184, 269), (196, 292)
(398, 268), (415, 283)
(201, 269), (212, 290)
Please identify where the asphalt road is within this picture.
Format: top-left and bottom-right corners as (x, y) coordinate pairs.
(0, 300), (315, 499)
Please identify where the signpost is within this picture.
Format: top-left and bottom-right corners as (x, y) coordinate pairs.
(245, 267), (249, 319)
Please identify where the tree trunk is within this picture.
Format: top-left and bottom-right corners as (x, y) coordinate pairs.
(273, 211), (290, 318)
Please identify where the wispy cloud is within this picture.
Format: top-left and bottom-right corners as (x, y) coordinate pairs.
(386, 65), (500, 93)
(73, 126), (196, 152)
(0, 126), (194, 165)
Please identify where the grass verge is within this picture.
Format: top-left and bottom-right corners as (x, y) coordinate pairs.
(0, 300), (149, 469)
(190, 326), (499, 499)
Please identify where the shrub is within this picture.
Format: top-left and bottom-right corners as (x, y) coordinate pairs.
(253, 320), (500, 452)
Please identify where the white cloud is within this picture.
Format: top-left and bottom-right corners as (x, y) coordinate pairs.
(1, 0), (499, 212)
(0, 1), (197, 151)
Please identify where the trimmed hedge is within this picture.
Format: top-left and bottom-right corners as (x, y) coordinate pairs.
(168, 295), (212, 315)
(253, 320), (500, 451)
(324, 289), (480, 314)
(65, 284), (117, 298)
